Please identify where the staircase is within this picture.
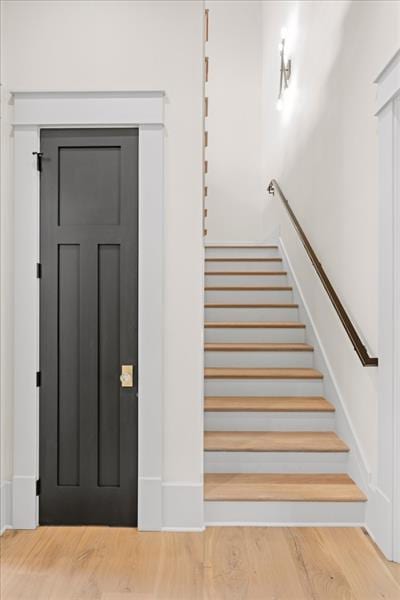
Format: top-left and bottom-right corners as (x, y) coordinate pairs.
(203, 243), (367, 525)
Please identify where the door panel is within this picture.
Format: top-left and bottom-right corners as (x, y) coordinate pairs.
(39, 129), (138, 525)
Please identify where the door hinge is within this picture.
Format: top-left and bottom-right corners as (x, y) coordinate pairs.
(36, 263), (41, 279)
(36, 479), (41, 496)
(32, 152), (43, 172)
(36, 371), (41, 387)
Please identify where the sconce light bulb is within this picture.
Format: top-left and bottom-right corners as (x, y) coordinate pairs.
(278, 41), (283, 52)
(280, 27), (288, 40)
(276, 98), (284, 111)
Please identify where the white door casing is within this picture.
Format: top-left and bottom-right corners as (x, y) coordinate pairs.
(12, 91), (165, 531)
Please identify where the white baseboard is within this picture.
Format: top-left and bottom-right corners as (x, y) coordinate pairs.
(205, 500), (366, 526)
(366, 484), (393, 560)
(138, 476), (162, 531)
(206, 521), (365, 527)
(162, 482), (204, 531)
(278, 237), (370, 496)
(12, 476), (37, 529)
(1, 480), (12, 535)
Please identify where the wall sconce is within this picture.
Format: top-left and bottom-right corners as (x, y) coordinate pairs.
(276, 29), (292, 111)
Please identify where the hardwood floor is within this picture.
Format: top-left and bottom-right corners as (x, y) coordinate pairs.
(1, 527), (399, 599)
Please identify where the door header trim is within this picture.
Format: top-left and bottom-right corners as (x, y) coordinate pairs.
(11, 90), (165, 127)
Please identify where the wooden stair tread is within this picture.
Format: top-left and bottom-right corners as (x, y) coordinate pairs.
(204, 473), (366, 502)
(205, 271), (287, 276)
(205, 321), (305, 328)
(205, 343), (313, 352)
(205, 258), (283, 262)
(205, 367), (323, 379)
(205, 303), (298, 308)
(205, 286), (292, 291)
(204, 431), (349, 452)
(204, 396), (334, 412)
(206, 245), (278, 249)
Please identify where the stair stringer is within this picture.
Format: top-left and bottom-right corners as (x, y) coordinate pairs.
(278, 236), (370, 505)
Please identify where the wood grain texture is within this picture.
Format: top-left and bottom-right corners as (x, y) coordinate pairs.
(205, 286), (292, 291)
(204, 473), (367, 502)
(205, 257), (283, 262)
(204, 396), (335, 412)
(204, 367), (323, 379)
(2, 527), (399, 599)
(204, 321), (305, 328)
(206, 244), (278, 248)
(205, 271), (287, 276)
(205, 303), (298, 308)
(205, 342), (314, 352)
(204, 431), (349, 452)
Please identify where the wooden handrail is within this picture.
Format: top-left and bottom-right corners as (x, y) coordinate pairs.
(268, 179), (378, 367)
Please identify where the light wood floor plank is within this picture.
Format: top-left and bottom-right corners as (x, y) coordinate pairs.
(1, 527), (400, 600)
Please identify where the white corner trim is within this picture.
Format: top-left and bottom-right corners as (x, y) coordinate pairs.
(376, 55), (400, 561)
(375, 48), (400, 114)
(278, 237), (370, 492)
(12, 91), (165, 531)
(0, 481), (12, 535)
(162, 482), (204, 531)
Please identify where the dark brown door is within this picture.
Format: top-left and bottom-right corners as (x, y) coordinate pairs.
(39, 129), (138, 525)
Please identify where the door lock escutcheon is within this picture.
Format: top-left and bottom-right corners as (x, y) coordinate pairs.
(120, 364), (134, 388)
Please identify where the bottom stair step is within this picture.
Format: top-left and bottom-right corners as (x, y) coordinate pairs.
(204, 473), (366, 502)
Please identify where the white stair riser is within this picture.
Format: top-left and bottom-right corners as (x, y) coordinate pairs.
(205, 260), (284, 272)
(205, 247), (280, 259)
(205, 327), (306, 343)
(205, 290), (294, 303)
(205, 350), (314, 368)
(204, 412), (334, 431)
(205, 306), (299, 322)
(204, 501), (366, 526)
(205, 379), (323, 396)
(205, 274), (289, 286)
(204, 451), (348, 473)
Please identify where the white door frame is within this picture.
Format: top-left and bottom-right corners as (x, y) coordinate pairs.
(12, 90), (165, 531)
(375, 50), (400, 562)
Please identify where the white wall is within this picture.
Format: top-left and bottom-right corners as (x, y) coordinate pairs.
(261, 0), (400, 475)
(205, 0), (265, 241)
(0, 0), (204, 527)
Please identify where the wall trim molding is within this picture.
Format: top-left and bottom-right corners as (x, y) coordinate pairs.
(11, 90), (165, 531)
(162, 482), (204, 531)
(278, 237), (370, 495)
(0, 480), (12, 535)
(375, 48), (400, 561)
(205, 522), (365, 528)
(205, 498), (365, 526)
(375, 48), (400, 114)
